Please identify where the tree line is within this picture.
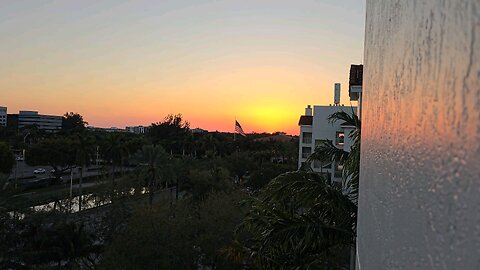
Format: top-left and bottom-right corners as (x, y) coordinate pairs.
(0, 110), (360, 269)
(0, 112), (298, 269)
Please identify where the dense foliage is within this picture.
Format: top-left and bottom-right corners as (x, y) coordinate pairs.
(0, 110), (361, 269)
(102, 191), (248, 270)
(0, 113), (300, 269)
(0, 142), (14, 174)
(222, 110), (361, 270)
(62, 112), (88, 131)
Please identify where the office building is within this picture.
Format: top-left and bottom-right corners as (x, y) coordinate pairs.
(17, 111), (62, 132)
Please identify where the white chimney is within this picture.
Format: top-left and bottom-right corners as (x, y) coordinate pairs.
(334, 83), (341, 105)
(305, 105), (312, 116)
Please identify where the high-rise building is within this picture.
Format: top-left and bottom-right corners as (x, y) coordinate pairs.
(17, 111), (62, 132)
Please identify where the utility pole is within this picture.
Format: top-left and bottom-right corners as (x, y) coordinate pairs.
(69, 168), (74, 212)
(96, 145), (99, 166)
(70, 168), (74, 198)
(14, 159), (18, 189)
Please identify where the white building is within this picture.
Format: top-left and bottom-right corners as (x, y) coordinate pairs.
(0, 107), (6, 127)
(298, 84), (357, 185)
(126, 125), (148, 134)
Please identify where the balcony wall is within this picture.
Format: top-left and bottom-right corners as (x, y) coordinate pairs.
(358, 1), (480, 269)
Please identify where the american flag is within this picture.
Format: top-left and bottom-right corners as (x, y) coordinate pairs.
(235, 120), (246, 137)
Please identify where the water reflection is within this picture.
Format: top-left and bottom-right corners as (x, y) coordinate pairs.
(31, 187), (149, 213)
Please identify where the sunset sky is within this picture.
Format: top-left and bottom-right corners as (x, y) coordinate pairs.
(0, 0), (365, 135)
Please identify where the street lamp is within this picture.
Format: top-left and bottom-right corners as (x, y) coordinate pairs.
(14, 158), (18, 189)
(23, 132), (30, 145)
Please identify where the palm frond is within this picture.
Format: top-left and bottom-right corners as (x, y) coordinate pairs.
(237, 171), (356, 269)
(327, 110), (360, 129)
(306, 140), (349, 164)
(328, 110), (361, 144)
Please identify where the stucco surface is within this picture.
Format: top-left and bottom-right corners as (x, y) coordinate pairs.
(358, 1), (480, 269)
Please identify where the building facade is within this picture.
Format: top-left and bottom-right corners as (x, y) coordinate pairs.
(17, 111), (62, 131)
(0, 107), (6, 127)
(358, 1), (480, 269)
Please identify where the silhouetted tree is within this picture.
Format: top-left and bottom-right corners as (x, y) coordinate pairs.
(25, 137), (75, 176)
(73, 133), (95, 211)
(0, 142), (14, 174)
(62, 112), (88, 131)
(132, 145), (173, 205)
(102, 133), (129, 195)
(148, 114), (190, 154)
(102, 191), (247, 270)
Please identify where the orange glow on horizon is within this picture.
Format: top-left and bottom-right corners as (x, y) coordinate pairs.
(0, 1), (365, 136)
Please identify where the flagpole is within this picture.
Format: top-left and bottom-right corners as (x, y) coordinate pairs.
(234, 117), (236, 142)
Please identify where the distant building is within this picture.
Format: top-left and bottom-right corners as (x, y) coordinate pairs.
(87, 126), (127, 133)
(16, 110), (62, 132)
(0, 107), (6, 127)
(191, 128), (207, 134)
(126, 125), (148, 134)
(252, 133), (294, 142)
(298, 84), (357, 185)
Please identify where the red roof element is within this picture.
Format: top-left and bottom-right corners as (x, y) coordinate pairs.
(298, 115), (313, 126)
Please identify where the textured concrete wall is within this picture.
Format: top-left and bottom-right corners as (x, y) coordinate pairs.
(358, 1), (480, 269)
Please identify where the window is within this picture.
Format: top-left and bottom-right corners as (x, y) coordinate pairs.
(302, 132), (312, 144)
(301, 147), (311, 159)
(336, 131), (344, 145)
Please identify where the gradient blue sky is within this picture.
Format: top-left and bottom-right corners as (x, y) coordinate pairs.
(0, 0), (365, 134)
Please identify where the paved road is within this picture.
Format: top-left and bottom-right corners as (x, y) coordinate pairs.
(8, 161), (130, 184)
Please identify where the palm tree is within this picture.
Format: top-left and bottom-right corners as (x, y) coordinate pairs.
(73, 133), (94, 211)
(102, 133), (128, 197)
(53, 221), (98, 268)
(133, 145), (172, 205)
